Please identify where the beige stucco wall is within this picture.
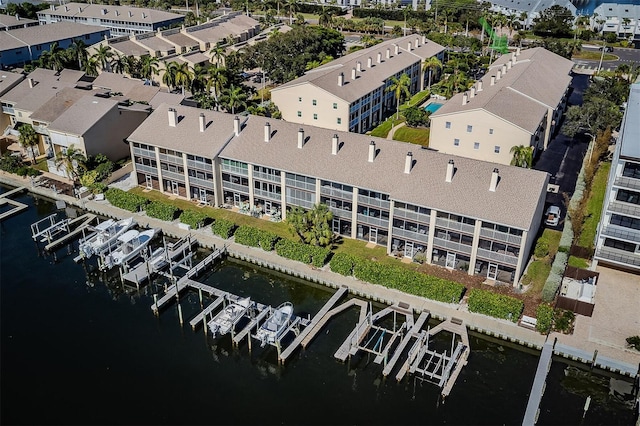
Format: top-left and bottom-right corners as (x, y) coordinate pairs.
(429, 109), (533, 165)
(84, 107), (149, 160)
(271, 83), (350, 132)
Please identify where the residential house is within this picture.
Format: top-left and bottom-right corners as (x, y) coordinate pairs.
(429, 47), (573, 166)
(37, 2), (183, 37)
(593, 79), (640, 272)
(593, 2), (640, 47)
(128, 104), (550, 285)
(0, 70), (24, 133)
(0, 21), (109, 68)
(270, 34), (445, 134)
(0, 13), (38, 31)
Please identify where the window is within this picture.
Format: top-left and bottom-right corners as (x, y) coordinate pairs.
(445, 121), (451, 129)
(622, 162), (640, 179)
(313, 113), (318, 120)
(297, 111), (302, 117)
(298, 97), (302, 102)
(454, 139), (460, 146)
(337, 117), (342, 124)
(494, 146), (500, 154)
(616, 189), (640, 205)
(333, 103), (337, 109)
(474, 142), (480, 150)
(467, 125), (473, 133)
(489, 128), (494, 135)
(312, 100), (317, 106)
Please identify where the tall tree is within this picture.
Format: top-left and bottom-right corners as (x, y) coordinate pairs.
(93, 45), (114, 72)
(318, 5), (334, 27)
(220, 84), (248, 114)
(55, 144), (87, 182)
(162, 61), (179, 90)
(66, 39), (88, 70)
(83, 57), (99, 77)
(18, 124), (39, 164)
(422, 56), (443, 90)
(174, 62), (193, 96)
(209, 45), (227, 67)
(532, 5), (573, 38)
(207, 66), (228, 107)
(287, 0), (298, 25)
(510, 145), (534, 168)
(45, 42), (66, 72)
(386, 73), (412, 120)
(286, 204), (334, 247)
(139, 55), (159, 82)
(111, 53), (128, 74)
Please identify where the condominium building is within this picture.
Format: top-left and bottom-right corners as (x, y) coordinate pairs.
(128, 104), (550, 285)
(593, 80), (640, 272)
(37, 2), (184, 37)
(429, 47), (573, 166)
(0, 13), (38, 31)
(270, 35), (445, 133)
(594, 2), (640, 47)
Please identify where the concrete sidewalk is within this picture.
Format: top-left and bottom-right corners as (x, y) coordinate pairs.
(2, 171), (638, 376)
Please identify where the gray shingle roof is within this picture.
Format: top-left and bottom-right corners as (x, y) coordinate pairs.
(0, 21), (108, 50)
(0, 13), (37, 29)
(0, 71), (24, 97)
(620, 82), (640, 160)
(272, 35), (445, 103)
(48, 96), (117, 136)
(109, 39), (151, 57)
(30, 87), (88, 124)
(37, 2), (182, 25)
(0, 68), (85, 112)
(431, 47), (573, 133)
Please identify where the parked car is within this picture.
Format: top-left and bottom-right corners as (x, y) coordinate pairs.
(598, 46), (614, 52)
(544, 205), (561, 226)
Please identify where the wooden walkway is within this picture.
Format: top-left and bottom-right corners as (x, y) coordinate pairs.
(278, 286), (349, 362)
(232, 307), (271, 344)
(44, 213), (96, 251)
(0, 187), (28, 220)
(122, 236), (196, 286)
(382, 310), (430, 377)
(523, 341), (554, 425)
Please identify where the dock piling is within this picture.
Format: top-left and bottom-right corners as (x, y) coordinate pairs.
(178, 303), (184, 326)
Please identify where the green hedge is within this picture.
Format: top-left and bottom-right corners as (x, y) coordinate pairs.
(274, 239), (331, 267)
(535, 304), (554, 334)
(105, 188), (148, 212)
(212, 219), (236, 239)
(179, 210), (209, 229)
(259, 231), (279, 252)
(233, 226), (280, 251)
(330, 252), (360, 276)
(145, 201), (179, 221)
(467, 289), (523, 323)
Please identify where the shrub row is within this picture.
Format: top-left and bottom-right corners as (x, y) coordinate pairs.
(542, 251), (567, 302)
(212, 219), (236, 239)
(330, 253), (464, 303)
(467, 289), (523, 323)
(234, 225), (278, 251)
(353, 8), (430, 21)
(535, 304), (554, 334)
(105, 188), (148, 212)
(145, 201), (178, 221)
(275, 239), (330, 267)
(179, 210), (209, 229)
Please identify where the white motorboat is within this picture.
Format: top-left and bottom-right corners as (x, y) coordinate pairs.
(257, 302), (294, 347)
(101, 228), (157, 270)
(208, 297), (252, 337)
(79, 217), (135, 258)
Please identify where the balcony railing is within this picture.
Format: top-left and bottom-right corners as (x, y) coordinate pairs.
(432, 237), (472, 255)
(476, 248), (519, 266)
(32, 124), (49, 135)
(392, 227), (428, 243)
(159, 153), (183, 165)
(435, 217), (475, 235)
(601, 226), (640, 243)
(286, 178), (316, 192)
(254, 188), (281, 201)
(320, 186), (353, 200)
(222, 181), (250, 194)
(162, 169), (185, 182)
(329, 206), (352, 219)
(357, 213), (389, 228)
(253, 170), (281, 183)
(393, 208), (430, 224)
(479, 228), (522, 245)
(188, 176), (214, 189)
(614, 175), (640, 191)
(133, 147), (156, 158)
(186, 159), (213, 172)
(135, 163), (158, 175)
(2, 106), (15, 115)
(286, 197), (315, 209)
(608, 201), (640, 218)
(221, 163), (248, 176)
(357, 194), (390, 210)
(595, 247), (640, 268)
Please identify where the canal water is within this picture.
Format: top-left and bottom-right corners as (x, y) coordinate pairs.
(1, 187), (637, 425)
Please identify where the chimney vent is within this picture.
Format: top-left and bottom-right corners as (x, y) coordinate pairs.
(199, 113), (205, 132)
(496, 70), (502, 80)
(377, 52), (382, 63)
(168, 108), (177, 127)
(331, 134), (338, 155)
(404, 152), (413, 174)
(490, 75), (496, 86)
(28, 78), (34, 88)
(351, 67), (357, 80)
(422, 35), (427, 44)
(414, 38), (419, 48)
(477, 80), (483, 92)
(507, 60), (512, 70)
(78, 7), (82, 12)
(446, 159), (454, 183)
(489, 168), (499, 192)
(407, 42), (412, 51)
(386, 47), (390, 59)
(462, 92), (468, 105)
(128, 10), (132, 17)
(394, 43), (399, 55)
(470, 87), (476, 98)
(338, 72), (344, 87)
(264, 122), (271, 142)
(356, 61), (362, 72)
(233, 116), (240, 136)
(367, 57), (372, 68)
(502, 64), (507, 75)
(516, 47), (521, 56)
(368, 141), (376, 162)
(297, 128), (304, 149)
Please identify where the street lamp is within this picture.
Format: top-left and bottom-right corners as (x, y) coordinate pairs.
(597, 43), (606, 74)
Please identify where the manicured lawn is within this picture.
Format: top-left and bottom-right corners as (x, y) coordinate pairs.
(572, 51), (617, 61)
(393, 126), (430, 146)
(568, 256), (590, 269)
(578, 162), (610, 248)
(332, 237), (420, 270)
(33, 158), (50, 172)
(523, 260), (552, 294)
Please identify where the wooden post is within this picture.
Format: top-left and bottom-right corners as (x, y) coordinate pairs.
(153, 294), (158, 315)
(199, 288), (203, 308)
(178, 303), (184, 326)
(203, 314), (207, 334)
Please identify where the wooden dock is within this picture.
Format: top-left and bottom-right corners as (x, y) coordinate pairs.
(44, 213), (96, 251)
(0, 187), (28, 220)
(232, 307), (271, 344)
(278, 286), (349, 362)
(522, 341), (554, 425)
(382, 310), (430, 376)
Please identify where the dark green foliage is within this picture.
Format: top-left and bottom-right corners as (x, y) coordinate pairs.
(404, 106), (429, 127)
(259, 231), (279, 252)
(105, 188), (148, 212)
(0, 153), (24, 174)
(467, 289), (523, 322)
(626, 336), (640, 351)
(534, 239), (550, 258)
(274, 239), (330, 266)
(145, 201), (178, 221)
(535, 304), (554, 334)
(179, 210), (209, 229)
(308, 245), (331, 268)
(533, 5), (573, 38)
(233, 226), (279, 251)
(212, 219), (236, 239)
(330, 252), (360, 276)
(553, 308), (575, 333)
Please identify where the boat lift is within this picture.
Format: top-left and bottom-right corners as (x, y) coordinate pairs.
(30, 214), (70, 243)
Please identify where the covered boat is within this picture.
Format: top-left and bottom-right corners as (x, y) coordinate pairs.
(208, 297), (252, 337)
(79, 217), (135, 258)
(257, 302), (293, 347)
(101, 228), (157, 270)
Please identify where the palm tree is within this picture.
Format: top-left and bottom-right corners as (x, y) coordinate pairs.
(190, 64), (209, 94)
(41, 42), (66, 72)
(83, 57), (99, 77)
(55, 144), (87, 181)
(66, 39), (88, 70)
(207, 66), (227, 107)
(286, 204), (333, 247)
(162, 61), (179, 90)
(220, 84), (248, 114)
(422, 56), (442, 90)
(93, 44), (113, 72)
(318, 6), (333, 27)
(305, 60), (320, 70)
(18, 124), (39, 164)
(386, 73), (411, 120)
(286, 0), (298, 25)
(139, 55), (159, 83)
(174, 62), (193, 96)
(209, 45), (226, 67)
(510, 145), (533, 168)
(111, 53), (127, 74)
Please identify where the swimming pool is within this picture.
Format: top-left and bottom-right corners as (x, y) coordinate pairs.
(424, 102), (443, 114)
